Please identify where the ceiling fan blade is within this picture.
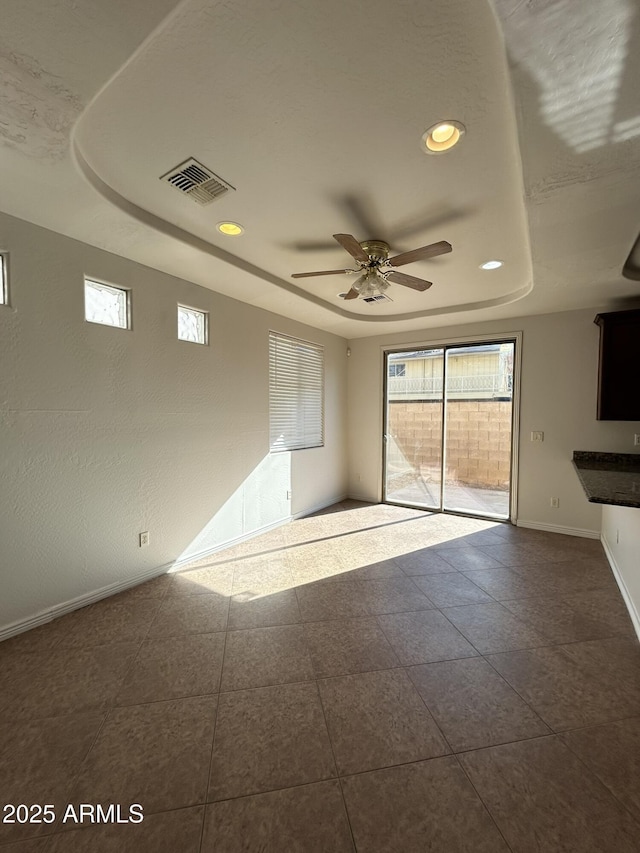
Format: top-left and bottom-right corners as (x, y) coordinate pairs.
(387, 205), (469, 242)
(387, 240), (452, 267)
(288, 239), (339, 251)
(291, 269), (353, 278)
(342, 287), (359, 300)
(386, 271), (433, 291)
(340, 194), (385, 242)
(333, 233), (369, 263)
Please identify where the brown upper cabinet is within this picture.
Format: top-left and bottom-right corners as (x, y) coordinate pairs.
(594, 309), (640, 420)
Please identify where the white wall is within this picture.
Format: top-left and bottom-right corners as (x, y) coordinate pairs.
(0, 212), (348, 633)
(347, 309), (640, 535)
(601, 505), (640, 639)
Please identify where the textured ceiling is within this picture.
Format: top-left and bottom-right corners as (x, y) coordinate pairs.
(1, 0), (639, 337)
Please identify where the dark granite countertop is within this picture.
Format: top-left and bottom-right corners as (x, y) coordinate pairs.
(572, 451), (640, 508)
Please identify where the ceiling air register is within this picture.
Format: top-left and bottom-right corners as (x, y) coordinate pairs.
(160, 158), (235, 206)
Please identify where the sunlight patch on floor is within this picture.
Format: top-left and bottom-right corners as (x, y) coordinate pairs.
(173, 501), (506, 600)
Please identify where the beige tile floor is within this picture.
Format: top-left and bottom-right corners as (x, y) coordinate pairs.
(1, 500), (639, 852)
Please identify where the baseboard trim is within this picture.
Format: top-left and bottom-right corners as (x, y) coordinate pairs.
(1, 494), (350, 643)
(291, 493), (349, 521)
(170, 517), (289, 570)
(171, 493), (348, 570)
(516, 519), (600, 539)
(601, 532), (640, 642)
(0, 562), (174, 643)
(346, 492), (374, 503)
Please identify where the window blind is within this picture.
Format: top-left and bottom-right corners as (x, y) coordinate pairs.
(269, 331), (324, 451)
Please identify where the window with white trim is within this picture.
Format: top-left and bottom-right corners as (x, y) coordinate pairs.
(388, 362), (406, 377)
(178, 304), (208, 345)
(0, 253), (7, 305)
(84, 278), (130, 329)
(269, 331), (324, 452)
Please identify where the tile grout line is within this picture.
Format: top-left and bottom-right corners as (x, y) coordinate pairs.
(203, 572), (234, 828)
(177, 513), (445, 572)
(60, 587), (177, 842)
(557, 725), (640, 827)
(1, 621), (629, 721)
(451, 750), (518, 853)
(553, 712), (640, 737)
(312, 678), (359, 852)
(475, 649), (553, 736)
(396, 662), (457, 758)
(199, 609), (231, 850)
(23, 596), (169, 845)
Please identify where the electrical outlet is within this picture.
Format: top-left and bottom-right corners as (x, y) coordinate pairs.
(550, 497), (560, 508)
(531, 431), (544, 442)
(634, 434), (640, 446)
(286, 490), (292, 500)
(139, 531), (150, 547)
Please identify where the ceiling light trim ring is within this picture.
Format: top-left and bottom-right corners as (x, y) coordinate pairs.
(217, 221), (245, 236)
(421, 120), (466, 154)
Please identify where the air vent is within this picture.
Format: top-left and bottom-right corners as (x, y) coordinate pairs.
(160, 158), (235, 206)
(362, 293), (393, 304)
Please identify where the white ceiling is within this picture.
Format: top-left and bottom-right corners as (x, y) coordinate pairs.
(1, 0), (639, 338)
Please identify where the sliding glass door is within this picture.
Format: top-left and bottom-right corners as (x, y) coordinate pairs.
(383, 340), (515, 520)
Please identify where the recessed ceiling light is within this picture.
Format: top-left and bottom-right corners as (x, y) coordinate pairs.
(421, 120), (465, 154)
(480, 260), (503, 270)
(217, 221), (244, 236)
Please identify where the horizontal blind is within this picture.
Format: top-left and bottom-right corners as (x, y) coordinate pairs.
(269, 331), (324, 452)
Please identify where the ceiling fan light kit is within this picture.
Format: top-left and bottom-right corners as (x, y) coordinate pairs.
(291, 234), (452, 300)
(421, 120), (466, 154)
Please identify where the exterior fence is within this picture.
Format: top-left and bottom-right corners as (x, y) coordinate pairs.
(387, 399), (512, 489)
(388, 373), (512, 400)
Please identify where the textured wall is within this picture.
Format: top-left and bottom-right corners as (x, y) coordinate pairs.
(0, 212), (348, 631)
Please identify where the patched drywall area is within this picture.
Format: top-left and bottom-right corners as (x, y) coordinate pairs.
(347, 308), (640, 535)
(0, 212), (348, 631)
(0, 50), (82, 160)
(0, 0), (180, 162)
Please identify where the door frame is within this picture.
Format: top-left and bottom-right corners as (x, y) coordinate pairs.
(381, 331), (522, 523)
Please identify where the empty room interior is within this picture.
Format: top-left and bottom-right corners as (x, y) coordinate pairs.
(2, 0), (640, 851)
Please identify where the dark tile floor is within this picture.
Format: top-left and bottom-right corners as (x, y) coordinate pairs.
(1, 501), (639, 851)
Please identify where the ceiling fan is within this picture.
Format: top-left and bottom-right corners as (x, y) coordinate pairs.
(291, 234), (452, 300)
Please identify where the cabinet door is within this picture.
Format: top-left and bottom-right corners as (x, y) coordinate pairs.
(595, 310), (640, 421)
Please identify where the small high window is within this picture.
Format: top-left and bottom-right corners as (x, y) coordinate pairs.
(178, 305), (208, 345)
(84, 279), (129, 329)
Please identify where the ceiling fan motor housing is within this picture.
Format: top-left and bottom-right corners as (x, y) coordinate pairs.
(359, 240), (390, 264)
(290, 234), (448, 297)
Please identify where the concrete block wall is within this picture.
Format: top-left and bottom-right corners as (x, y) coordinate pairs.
(388, 400), (512, 488)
